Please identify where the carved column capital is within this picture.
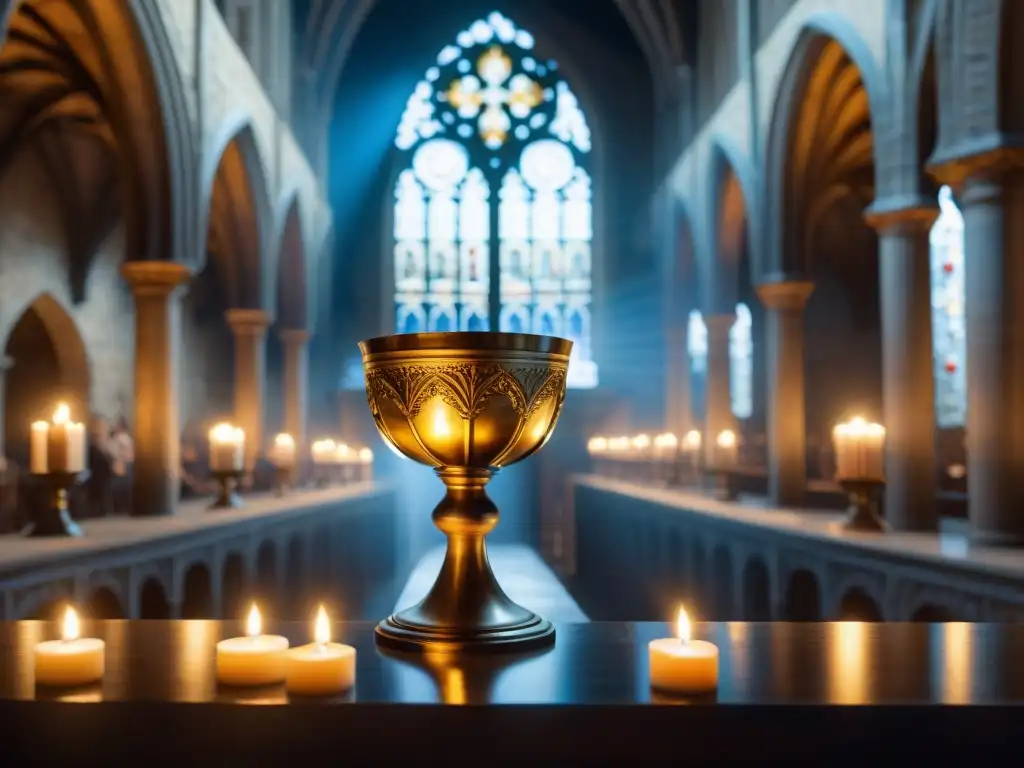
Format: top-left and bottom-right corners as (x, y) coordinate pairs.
(755, 279), (814, 311)
(864, 199), (939, 235)
(121, 261), (192, 296)
(928, 144), (1024, 189)
(225, 308), (271, 336)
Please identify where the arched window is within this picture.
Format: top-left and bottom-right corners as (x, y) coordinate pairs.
(930, 186), (966, 427)
(392, 11), (597, 388)
(730, 303), (752, 419)
(687, 310), (707, 374)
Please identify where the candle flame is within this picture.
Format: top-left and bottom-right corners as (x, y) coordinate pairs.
(834, 416), (886, 439)
(654, 432), (678, 449)
(62, 605), (80, 642)
(210, 422), (237, 443)
(246, 603), (261, 638)
(684, 429), (702, 448)
(314, 605), (330, 645)
(358, 447), (373, 463)
(53, 402), (70, 425)
(676, 606), (691, 644)
(274, 433), (295, 448)
(632, 434), (651, 450)
(716, 429), (737, 448)
(587, 436), (608, 454)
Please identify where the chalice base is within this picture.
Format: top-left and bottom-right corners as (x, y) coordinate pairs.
(375, 610), (555, 654)
(836, 479), (888, 533)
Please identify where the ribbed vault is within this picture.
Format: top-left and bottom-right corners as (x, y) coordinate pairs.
(782, 38), (874, 273)
(0, 0), (189, 278)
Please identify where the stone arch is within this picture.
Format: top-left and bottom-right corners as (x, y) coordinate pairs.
(784, 568), (822, 620)
(274, 194), (308, 330)
(764, 19), (885, 441)
(181, 562), (213, 619)
(199, 117), (272, 312)
(764, 14), (885, 277)
(707, 136), (758, 300)
(3, 293), (90, 467)
(0, 0), (197, 266)
(221, 552), (247, 620)
(838, 586), (883, 622)
(742, 556), (771, 621)
(86, 586), (125, 619)
(710, 545), (733, 620)
(139, 577), (170, 619)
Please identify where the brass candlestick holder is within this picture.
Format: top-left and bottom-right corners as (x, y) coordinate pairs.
(360, 331), (570, 653)
(24, 471), (83, 537)
(210, 468), (244, 509)
(837, 478), (887, 532)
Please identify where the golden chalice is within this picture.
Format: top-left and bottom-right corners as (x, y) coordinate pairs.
(359, 331), (571, 653)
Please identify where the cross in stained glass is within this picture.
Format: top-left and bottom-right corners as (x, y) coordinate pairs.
(444, 45), (543, 149)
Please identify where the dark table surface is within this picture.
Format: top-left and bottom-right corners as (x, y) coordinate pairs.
(1, 620), (1022, 762)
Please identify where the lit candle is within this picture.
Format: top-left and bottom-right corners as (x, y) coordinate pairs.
(631, 434), (652, 461)
(833, 417), (885, 482)
(270, 432), (296, 468)
(712, 429), (738, 468)
(216, 604), (289, 687)
(358, 447), (373, 481)
(682, 429), (702, 454)
(653, 432), (678, 460)
(30, 403), (86, 474)
(285, 605), (356, 697)
(586, 436), (608, 456)
(310, 439), (337, 465)
(34, 606), (105, 687)
(209, 422), (244, 473)
(608, 436), (630, 458)
(649, 606), (719, 695)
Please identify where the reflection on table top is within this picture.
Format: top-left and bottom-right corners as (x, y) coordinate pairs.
(1, 620), (1021, 707)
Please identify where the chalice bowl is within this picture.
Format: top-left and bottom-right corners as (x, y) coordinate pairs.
(360, 332), (571, 653)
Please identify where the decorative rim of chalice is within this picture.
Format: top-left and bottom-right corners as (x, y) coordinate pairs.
(358, 331), (573, 360)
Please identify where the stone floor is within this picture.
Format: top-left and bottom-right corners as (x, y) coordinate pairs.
(394, 543), (589, 623)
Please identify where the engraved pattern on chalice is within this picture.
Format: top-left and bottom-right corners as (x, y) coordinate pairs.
(359, 332), (571, 652)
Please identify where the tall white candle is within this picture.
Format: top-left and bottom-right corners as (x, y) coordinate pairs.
(30, 403), (86, 474)
(209, 422), (244, 472)
(833, 417), (886, 482)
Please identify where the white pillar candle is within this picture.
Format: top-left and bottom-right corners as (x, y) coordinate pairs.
(285, 606), (356, 697)
(216, 604), (289, 687)
(649, 606), (719, 695)
(833, 417), (886, 482)
(311, 439), (337, 465)
(209, 422), (244, 473)
(712, 429), (738, 468)
(653, 433), (678, 460)
(34, 606), (105, 687)
(587, 436), (608, 456)
(682, 429), (702, 455)
(30, 403), (86, 474)
(270, 432), (296, 468)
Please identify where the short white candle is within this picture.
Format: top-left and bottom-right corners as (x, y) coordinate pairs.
(209, 422), (244, 473)
(587, 436), (608, 456)
(34, 606), (105, 687)
(270, 432), (296, 468)
(649, 606), (719, 695)
(216, 604), (289, 687)
(833, 417), (886, 482)
(311, 438), (337, 465)
(285, 605), (356, 697)
(30, 403), (86, 475)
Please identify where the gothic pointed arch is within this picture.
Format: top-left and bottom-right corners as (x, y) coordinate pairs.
(390, 10), (597, 388)
(0, 0), (197, 266)
(275, 194), (307, 330)
(201, 119), (271, 311)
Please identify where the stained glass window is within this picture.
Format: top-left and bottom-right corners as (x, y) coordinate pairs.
(687, 307), (752, 419)
(393, 11), (596, 388)
(930, 185), (966, 427)
(730, 303), (753, 419)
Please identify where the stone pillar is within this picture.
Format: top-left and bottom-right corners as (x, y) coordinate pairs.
(756, 279), (814, 507)
(956, 164), (1024, 545)
(121, 261), (192, 517)
(0, 355), (11, 460)
(703, 313), (735, 464)
(665, 318), (692, 436)
(866, 203), (939, 531)
(279, 328), (310, 458)
(226, 309), (270, 473)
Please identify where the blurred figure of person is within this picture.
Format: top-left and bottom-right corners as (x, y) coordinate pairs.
(86, 415), (114, 518)
(110, 417), (134, 515)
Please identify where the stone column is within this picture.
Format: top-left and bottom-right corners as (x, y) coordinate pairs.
(865, 203), (939, 531)
(0, 355), (11, 460)
(756, 279), (814, 507)
(226, 309), (270, 473)
(665, 317), (692, 436)
(955, 163), (1024, 545)
(121, 261), (192, 517)
(279, 328), (310, 459)
(703, 313), (735, 464)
